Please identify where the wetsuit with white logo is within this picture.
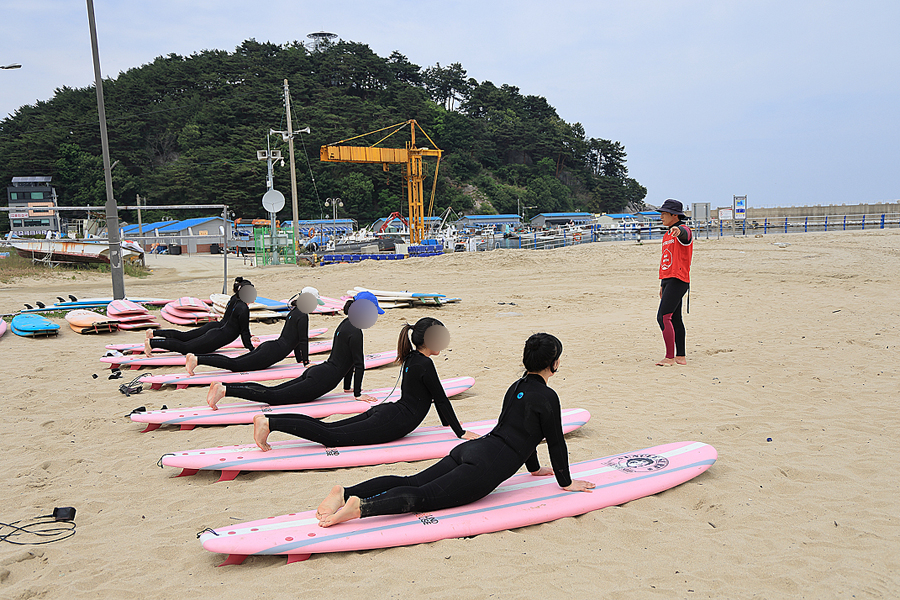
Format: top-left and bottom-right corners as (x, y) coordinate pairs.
(343, 373), (572, 517)
(224, 317), (364, 405)
(267, 350), (465, 445)
(194, 307), (309, 372)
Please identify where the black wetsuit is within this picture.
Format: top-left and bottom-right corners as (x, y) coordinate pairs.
(267, 350), (465, 445)
(152, 295), (239, 342)
(194, 308), (309, 372)
(224, 317), (364, 405)
(344, 373), (572, 518)
(149, 298), (253, 355)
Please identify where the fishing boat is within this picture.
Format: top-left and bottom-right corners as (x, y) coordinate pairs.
(8, 236), (145, 265)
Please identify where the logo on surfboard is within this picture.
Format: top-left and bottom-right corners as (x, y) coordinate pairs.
(605, 453), (669, 473)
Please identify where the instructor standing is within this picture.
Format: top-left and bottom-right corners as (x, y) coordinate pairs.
(656, 199), (693, 366)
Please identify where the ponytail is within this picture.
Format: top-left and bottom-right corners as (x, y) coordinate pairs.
(342, 298), (354, 315)
(233, 276), (252, 295)
(395, 322), (414, 365)
(395, 317), (444, 365)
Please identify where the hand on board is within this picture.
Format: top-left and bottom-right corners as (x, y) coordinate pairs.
(530, 467), (554, 477)
(563, 480), (596, 493)
(251, 336), (260, 343)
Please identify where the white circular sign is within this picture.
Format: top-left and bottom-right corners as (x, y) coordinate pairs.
(262, 189), (286, 213)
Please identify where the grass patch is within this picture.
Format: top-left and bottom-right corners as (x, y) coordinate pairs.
(0, 252), (151, 282)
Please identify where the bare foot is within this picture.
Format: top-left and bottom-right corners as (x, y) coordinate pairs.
(207, 382), (226, 410)
(319, 495), (360, 528)
(316, 485), (346, 521)
(252, 414), (271, 451)
(656, 357), (675, 366)
(675, 356), (687, 366)
(143, 339), (153, 358)
(185, 353), (198, 376)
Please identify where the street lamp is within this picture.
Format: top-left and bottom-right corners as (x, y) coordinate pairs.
(324, 197), (343, 242)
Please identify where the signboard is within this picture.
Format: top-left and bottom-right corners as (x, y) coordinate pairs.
(9, 212), (28, 219)
(719, 208), (734, 220)
(733, 195), (747, 220)
(692, 203), (710, 222)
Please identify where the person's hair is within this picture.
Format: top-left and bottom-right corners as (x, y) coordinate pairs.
(342, 298), (354, 315)
(523, 333), (563, 374)
(396, 317), (444, 364)
(233, 277), (253, 295)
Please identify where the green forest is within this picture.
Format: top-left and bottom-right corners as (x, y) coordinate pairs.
(0, 39), (646, 231)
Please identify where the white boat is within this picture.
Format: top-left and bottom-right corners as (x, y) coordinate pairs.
(8, 236), (145, 264)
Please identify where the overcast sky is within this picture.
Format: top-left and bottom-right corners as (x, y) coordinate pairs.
(2, 0), (898, 209)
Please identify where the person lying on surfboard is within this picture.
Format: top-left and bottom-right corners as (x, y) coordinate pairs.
(250, 317), (480, 451)
(315, 333), (595, 528)
(206, 292), (383, 409)
(185, 287), (325, 376)
(144, 277), (257, 357)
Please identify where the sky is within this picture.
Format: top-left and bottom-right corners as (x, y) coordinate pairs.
(1, 0), (898, 209)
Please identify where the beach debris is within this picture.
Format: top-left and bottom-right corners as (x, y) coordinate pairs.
(766, 437), (773, 442)
(773, 242), (791, 248)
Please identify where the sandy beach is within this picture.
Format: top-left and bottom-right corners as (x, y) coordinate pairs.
(1, 229), (898, 599)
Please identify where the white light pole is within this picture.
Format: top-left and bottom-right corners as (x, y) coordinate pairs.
(324, 197), (343, 242)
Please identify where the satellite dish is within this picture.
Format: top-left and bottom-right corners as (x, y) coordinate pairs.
(262, 189), (285, 213)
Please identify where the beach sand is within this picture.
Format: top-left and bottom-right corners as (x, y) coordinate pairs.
(1, 229), (898, 599)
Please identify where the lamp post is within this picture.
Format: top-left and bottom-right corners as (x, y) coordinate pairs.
(324, 197), (342, 243)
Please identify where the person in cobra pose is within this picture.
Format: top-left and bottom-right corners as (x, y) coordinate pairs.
(250, 317), (480, 451)
(315, 332), (595, 528)
(143, 278), (256, 357)
(655, 199), (694, 366)
(205, 291), (384, 410)
(184, 287), (325, 376)
(145, 276), (249, 343)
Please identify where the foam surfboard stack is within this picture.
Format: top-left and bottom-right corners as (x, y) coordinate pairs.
(0, 318), (7, 339)
(277, 295), (344, 315)
(346, 287), (460, 309)
(107, 299), (159, 330)
(10, 313), (60, 337)
(210, 294), (287, 322)
(65, 309), (119, 334)
(162, 297), (219, 326)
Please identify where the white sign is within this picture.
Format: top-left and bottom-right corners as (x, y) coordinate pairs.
(9, 212), (28, 219)
(719, 208), (734, 220)
(733, 195), (747, 220)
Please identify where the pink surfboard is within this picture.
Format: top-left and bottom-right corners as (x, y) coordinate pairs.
(281, 295), (345, 315)
(118, 320), (160, 331)
(103, 339), (334, 370)
(105, 328), (328, 354)
(143, 350), (397, 390)
(163, 408), (590, 482)
(131, 376), (475, 432)
(0, 319), (7, 339)
(107, 299), (149, 317)
(171, 297), (210, 311)
(200, 440), (717, 565)
(161, 306), (217, 325)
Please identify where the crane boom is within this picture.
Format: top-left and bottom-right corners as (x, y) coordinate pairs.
(320, 120), (441, 244)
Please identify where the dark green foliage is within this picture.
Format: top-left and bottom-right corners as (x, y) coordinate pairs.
(0, 39), (643, 229)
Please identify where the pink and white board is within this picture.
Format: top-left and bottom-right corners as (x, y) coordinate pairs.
(161, 306), (217, 325)
(118, 320), (160, 331)
(131, 376), (474, 432)
(163, 408), (589, 482)
(107, 299), (149, 317)
(0, 319), (7, 339)
(200, 440), (717, 565)
(143, 350), (397, 390)
(105, 328), (328, 355)
(171, 297), (210, 311)
(103, 339), (334, 370)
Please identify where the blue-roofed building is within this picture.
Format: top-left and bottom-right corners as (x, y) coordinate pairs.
(454, 214), (521, 231)
(120, 217), (234, 254)
(529, 212), (593, 228)
(636, 211), (662, 222)
(284, 218), (356, 236)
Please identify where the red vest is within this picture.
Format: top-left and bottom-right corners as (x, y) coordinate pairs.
(659, 226), (693, 282)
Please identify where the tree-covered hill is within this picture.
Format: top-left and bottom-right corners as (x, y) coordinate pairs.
(0, 39), (646, 230)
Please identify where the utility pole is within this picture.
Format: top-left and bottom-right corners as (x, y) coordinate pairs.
(86, 0), (125, 298)
(284, 79), (300, 259)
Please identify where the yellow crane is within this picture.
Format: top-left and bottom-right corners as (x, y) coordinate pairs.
(320, 119), (442, 245)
